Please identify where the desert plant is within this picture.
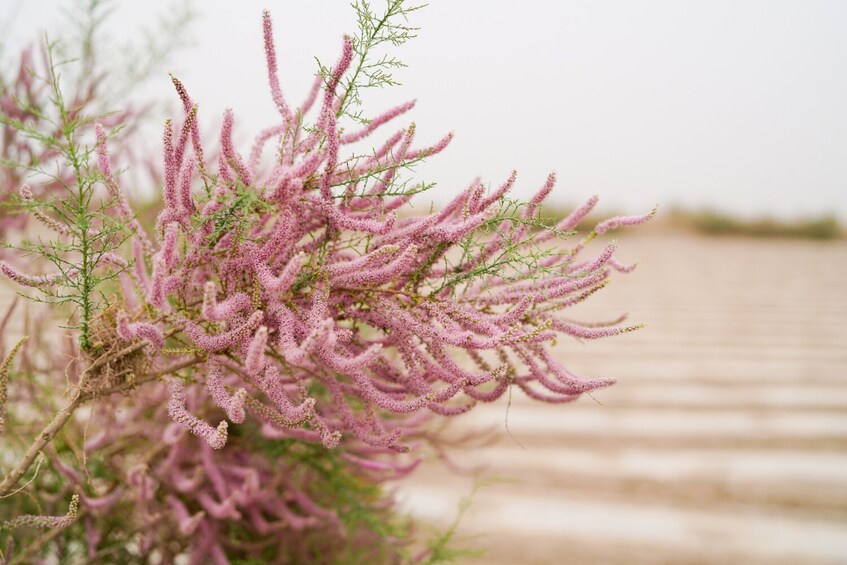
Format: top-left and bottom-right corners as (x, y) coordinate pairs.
(0, 2), (653, 562)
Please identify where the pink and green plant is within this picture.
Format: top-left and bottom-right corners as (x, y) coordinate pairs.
(0, 2), (653, 562)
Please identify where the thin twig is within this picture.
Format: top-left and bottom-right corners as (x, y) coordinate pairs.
(0, 343), (199, 497)
(0, 370), (90, 497)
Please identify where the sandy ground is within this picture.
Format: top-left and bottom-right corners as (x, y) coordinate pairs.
(397, 231), (847, 564)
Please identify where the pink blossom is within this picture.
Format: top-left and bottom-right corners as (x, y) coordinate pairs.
(202, 282), (252, 322)
(184, 311), (263, 352)
(0, 261), (78, 287)
(205, 357), (247, 423)
(594, 206), (658, 235)
(115, 311), (165, 350)
(2, 494), (79, 530)
(245, 326), (268, 375)
(167, 380), (229, 449)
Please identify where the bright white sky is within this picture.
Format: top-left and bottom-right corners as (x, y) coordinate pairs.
(4, 0), (846, 220)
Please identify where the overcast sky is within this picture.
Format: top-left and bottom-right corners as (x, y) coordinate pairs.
(4, 1), (846, 220)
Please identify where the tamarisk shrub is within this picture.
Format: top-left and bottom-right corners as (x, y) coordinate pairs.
(0, 2), (653, 562)
(0, 297), (422, 563)
(119, 8), (652, 455)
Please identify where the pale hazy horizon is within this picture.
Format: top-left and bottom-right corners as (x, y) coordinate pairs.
(3, 0), (846, 220)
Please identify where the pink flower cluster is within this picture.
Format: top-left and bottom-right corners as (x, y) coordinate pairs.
(2, 494), (79, 531)
(51, 383), (419, 562)
(0, 9), (653, 561)
(0, 8), (654, 456)
(87, 9), (651, 455)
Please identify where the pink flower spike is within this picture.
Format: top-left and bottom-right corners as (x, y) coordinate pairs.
(221, 109), (254, 186)
(84, 431), (108, 454)
(171, 104), (198, 177)
(245, 326), (268, 375)
(249, 124), (285, 169)
(491, 294), (533, 326)
(326, 244), (400, 278)
(479, 170), (517, 210)
(167, 379), (228, 449)
(217, 151), (234, 184)
(262, 9), (294, 128)
(99, 252), (129, 270)
(332, 244), (418, 287)
(0, 261), (78, 288)
(132, 239), (150, 290)
(162, 119), (178, 208)
(527, 172), (557, 208)
(517, 172), (557, 227)
(170, 76), (206, 167)
(127, 463), (155, 502)
(115, 311), (164, 351)
(574, 242), (617, 274)
(427, 209), (493, 243)
(609, 256), (638, 273)
(184, 310), (264, 352)
(159, 223), (180, 270)
(326, 35), (354, 95)
(2, 494), (79, 530)
(202, 281), (252, 322)
(405, 131), (454, 160)
(319, 106), (340, 202)
(558, 195), (599, 232)
(594, 206), (658, 235)
(321, 200), (397, 234)
(178, 155), (197, 215)
(340, 100), (416, 144)
(205, 357), (247, 423)
(551, 318), (644, 340)
(95, 123), (151, 253)
(18, 184), (71, 235)
(260, 366), (316, 424)
(253, 252), (303, 294)
(196, 492), (240, 521)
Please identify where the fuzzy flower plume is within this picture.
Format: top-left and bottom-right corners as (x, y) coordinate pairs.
(168, 380), (228, 450)
(116, 311), (164, 350)
(2, 494), (79, 531)
(0, 261), (79, 288)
